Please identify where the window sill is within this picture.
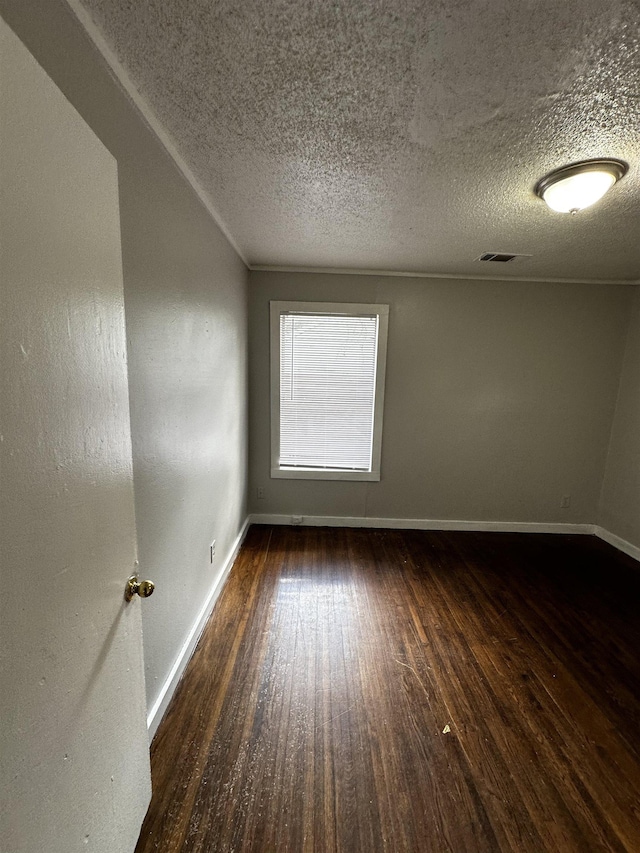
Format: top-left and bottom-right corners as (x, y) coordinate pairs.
(271, 467), (381, 482)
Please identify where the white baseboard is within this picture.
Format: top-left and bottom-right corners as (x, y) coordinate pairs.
(248, 513), (592, 535)
(250, 513), (640, 564)
(146, 515), (251, 740)
(594, 525), (640, 563)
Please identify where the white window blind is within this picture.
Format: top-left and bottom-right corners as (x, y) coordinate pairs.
(279, 312), (379, 470)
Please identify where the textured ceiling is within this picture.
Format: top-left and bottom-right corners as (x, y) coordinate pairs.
(76, 0), (640, 281)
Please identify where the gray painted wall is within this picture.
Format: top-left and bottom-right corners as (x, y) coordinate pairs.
(0, 0), (249, 713)
(250, 271), (632, 525)
(599, 287), (640, 547)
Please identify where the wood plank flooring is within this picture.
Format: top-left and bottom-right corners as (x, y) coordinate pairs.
(135, 526), (640, 853)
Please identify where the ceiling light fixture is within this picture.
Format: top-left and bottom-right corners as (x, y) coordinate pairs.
(535, 158), (628, 214)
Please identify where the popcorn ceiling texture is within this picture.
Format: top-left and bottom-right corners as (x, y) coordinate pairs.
(78, 0), (640, 280)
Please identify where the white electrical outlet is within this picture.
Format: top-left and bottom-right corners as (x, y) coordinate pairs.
(561, 495), (571, 509)
(291, 515), (303, 525)
(210, 540), (216, 562)
(256, 486), (265, 500)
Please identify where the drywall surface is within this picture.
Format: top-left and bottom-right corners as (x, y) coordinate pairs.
(250, 271), (631, 524)
(0, 0), (249, 714)
(599, 287), (640, 547)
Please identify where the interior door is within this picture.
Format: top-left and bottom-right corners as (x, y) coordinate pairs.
(0, 17), (151, 853)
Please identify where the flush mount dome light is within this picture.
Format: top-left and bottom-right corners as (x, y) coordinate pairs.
(535, 158), (628, 214)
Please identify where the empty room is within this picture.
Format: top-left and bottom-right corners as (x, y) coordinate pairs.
(1, 1), (639, 852)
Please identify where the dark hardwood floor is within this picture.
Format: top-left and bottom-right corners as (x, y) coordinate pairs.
(135, 526), (640, 852)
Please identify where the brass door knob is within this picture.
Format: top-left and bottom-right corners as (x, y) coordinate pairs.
(125, 575), (155, 602)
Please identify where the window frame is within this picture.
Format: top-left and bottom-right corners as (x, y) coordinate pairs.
(270, 300), (389, 481)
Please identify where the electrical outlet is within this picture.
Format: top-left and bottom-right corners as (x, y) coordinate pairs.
(561, 495), (571, 509)
(256, 486), (265, 500)
(291, 515), (303, 526)
(209, 540), (216, 562)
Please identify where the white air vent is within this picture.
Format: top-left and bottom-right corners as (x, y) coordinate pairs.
(478, 252), (531, 263)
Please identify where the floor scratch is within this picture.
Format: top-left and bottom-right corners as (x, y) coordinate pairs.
(394, 658), (430, 698)
(316, 706), (354, 730)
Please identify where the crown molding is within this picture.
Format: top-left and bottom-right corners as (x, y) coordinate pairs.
(249, 265), (640, 286)
(64, 0), (249, 267)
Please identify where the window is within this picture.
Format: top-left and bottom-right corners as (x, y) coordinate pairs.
(270, 301), (389, 480)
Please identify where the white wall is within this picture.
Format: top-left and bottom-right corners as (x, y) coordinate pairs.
(599, 287), (640, 549)
(1, 0), (249, 716)
(250, 271), (632, 525)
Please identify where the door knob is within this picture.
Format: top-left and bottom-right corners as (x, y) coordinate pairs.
(125, 575), (155, 602)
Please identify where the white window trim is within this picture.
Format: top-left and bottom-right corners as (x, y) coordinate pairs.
(270, 301), (389, 481)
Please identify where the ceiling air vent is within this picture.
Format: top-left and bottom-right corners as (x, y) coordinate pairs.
(477, 252), (532, 263)
(479, 252), (517, 262)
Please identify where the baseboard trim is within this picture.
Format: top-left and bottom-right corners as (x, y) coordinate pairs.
(146, 515), (251, 740)
(248, 513), (593, 535)
(249, 513), (640, 564)
(594, 526), (640, 563)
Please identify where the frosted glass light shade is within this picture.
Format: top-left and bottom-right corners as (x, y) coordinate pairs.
(535, 159), (627, 214)
(542, 170), (615, 212)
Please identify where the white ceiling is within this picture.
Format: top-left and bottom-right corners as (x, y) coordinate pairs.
(75, 0), (640, 282)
